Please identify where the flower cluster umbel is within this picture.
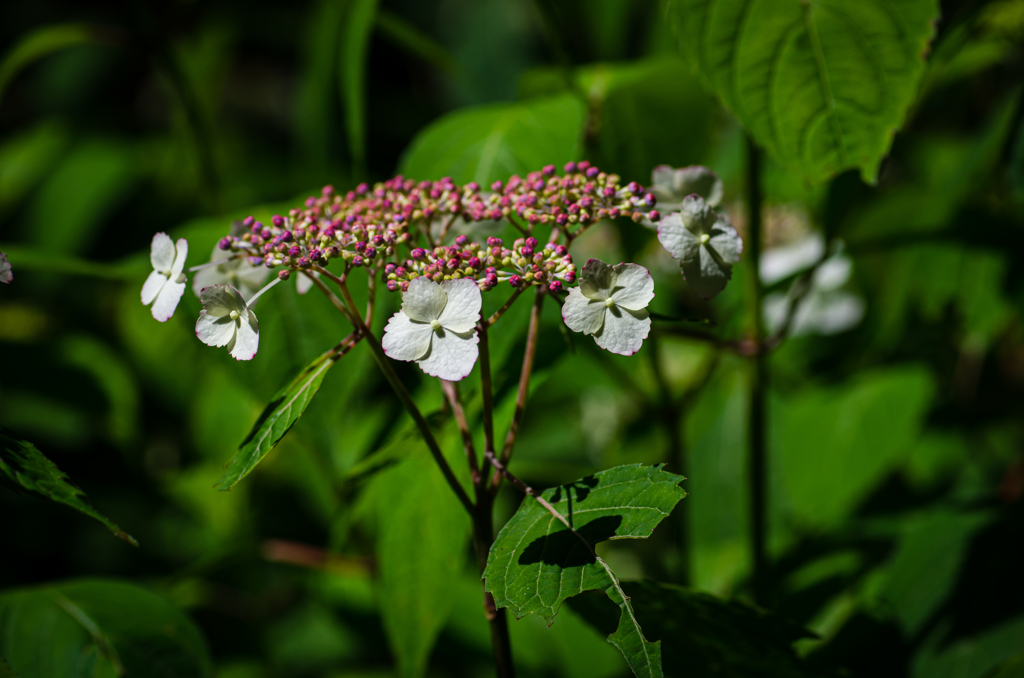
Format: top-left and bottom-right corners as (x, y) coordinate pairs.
(142, 163), (737, 378)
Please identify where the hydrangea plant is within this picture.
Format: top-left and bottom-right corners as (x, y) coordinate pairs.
(141, 162), (739, 678)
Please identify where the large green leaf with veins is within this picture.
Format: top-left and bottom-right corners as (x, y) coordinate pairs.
(484, 464), (686, 678)
(668, 0), (940, 183)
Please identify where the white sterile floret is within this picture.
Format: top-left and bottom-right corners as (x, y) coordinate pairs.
(196, 284), (260, 361)
(651, 165), (724, 208)
(141, 232), (188, 321)
(0, 251), (11, 284)
(192, 245), (267, 302)
(382, 277), (481, 381)
(657, 195), (742, 300)
(562, 259), (655, 356)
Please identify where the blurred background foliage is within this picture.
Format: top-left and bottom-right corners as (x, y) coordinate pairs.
(1, 0), (1024, 676)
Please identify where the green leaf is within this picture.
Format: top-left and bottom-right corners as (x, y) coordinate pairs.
(0, 426), (136, 546)
(399, 94), (585, 185)
(340, 0), (380, 176)
(216, 344), (342, 490)
(0, 579), (211, 678)
(569, 581), (820, 678)
(484, 464), (686, 678)
(0, 24), (107, 105)
(668, 0), (940, 184)
(359, 440), (470, 678)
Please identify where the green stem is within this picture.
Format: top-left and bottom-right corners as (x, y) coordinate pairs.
(334, 279), (474, 515)
(745, 136), (769, 606)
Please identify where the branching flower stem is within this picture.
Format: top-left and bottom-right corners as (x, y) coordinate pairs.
(441, 380), (480, 485)
(488, 288), (544, 493)
(486, 287), (526, 327)
(332, 275), (475, 515)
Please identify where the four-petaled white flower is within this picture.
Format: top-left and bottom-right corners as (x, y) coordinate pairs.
(192, 245), (268, 302)
(0, 251), (11, 284)
(382, 277), (481, 381)
(657, 195), (742, 300)
(562, 259), (654, 356)
(196, 284), (260, 361)
(141, 233), (188, 321)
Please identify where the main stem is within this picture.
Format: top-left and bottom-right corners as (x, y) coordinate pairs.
(746, 136), (769, 606)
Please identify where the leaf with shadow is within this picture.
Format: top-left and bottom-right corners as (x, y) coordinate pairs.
(484, 464), (686, 678)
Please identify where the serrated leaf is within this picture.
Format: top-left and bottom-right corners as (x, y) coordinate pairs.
(0, 579), (211, 678)
(484, 464), (686, 678)
(668, 0), (940, 184)
(399, 95), (585, 185)
(0, 426), (136, 546)
(569, 581), (820, 678)
(216, 345), (341, 490)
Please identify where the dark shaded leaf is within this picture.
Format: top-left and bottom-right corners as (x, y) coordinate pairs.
(0, 426), (135, 545)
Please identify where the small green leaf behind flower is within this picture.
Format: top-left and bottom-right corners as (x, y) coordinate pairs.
(0, 426), (136, 545)
(483, 464), (686, 678)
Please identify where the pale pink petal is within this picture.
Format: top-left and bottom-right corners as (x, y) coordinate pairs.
(141, 270), (167, 305)
(402, 277), (447, 322)
(561, 288), (606, 336)
(229, 310), (259, 361)
(594, 306), (650, 356)
(609, 263), (655, 311)
(199, 284), (245, 317)
(151, 279), (186, 321)
(437, 278), (481, 332)
(196, 312), (236, 347)
(170, 238), (188, 278)
(417, 330), (479, 381)
(150, 232), (175, 271)
(382, 312), (434, 361)
(579, 259), (614, 300)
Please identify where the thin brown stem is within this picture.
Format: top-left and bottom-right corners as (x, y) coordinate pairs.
(489, 288), (544, 493)
(308, 271), (358, 326)
(334, 278), (474, 515)
(441, 380), (480, 486)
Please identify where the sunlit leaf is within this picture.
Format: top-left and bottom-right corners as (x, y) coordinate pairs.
(0, 426), (136, 545)
(484, 464), (686, 678)
(216, 344), (344, 490)
(668, 0), (940, 183)
(399, 94), (585, 185)
(0, 579), (211, 678)
(359, 437), (469, 678)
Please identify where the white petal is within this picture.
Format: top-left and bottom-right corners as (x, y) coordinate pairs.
(651, 165), (675, 196)
(150, 232), (175, 271)
(561, 288), (607, 336)
(678, 195), (716, 236)
(707, 214), (742, 264)
(609, 263), (655, 311)
(141, 270), (168, 305)
(656, 214), (701, 262)
(296, 271), (316, 295)
(675, 166), (723, 206)
(594, 306), (650, 356)
(402, 277), (447, 322)
(417, 329), (479, 381)
(579, 259), (614, 300)
(199, 284), (246, 317)
(235, 262), (269, 295)
(151, 279), (186, 321)
(382, 312), (434, 361)
(196, 312), (237, 347)
(170, 238), (188, 278)
(0, 252), (11, 284)
(229, 310), (260, 361)
(437, 278), (481, 332)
